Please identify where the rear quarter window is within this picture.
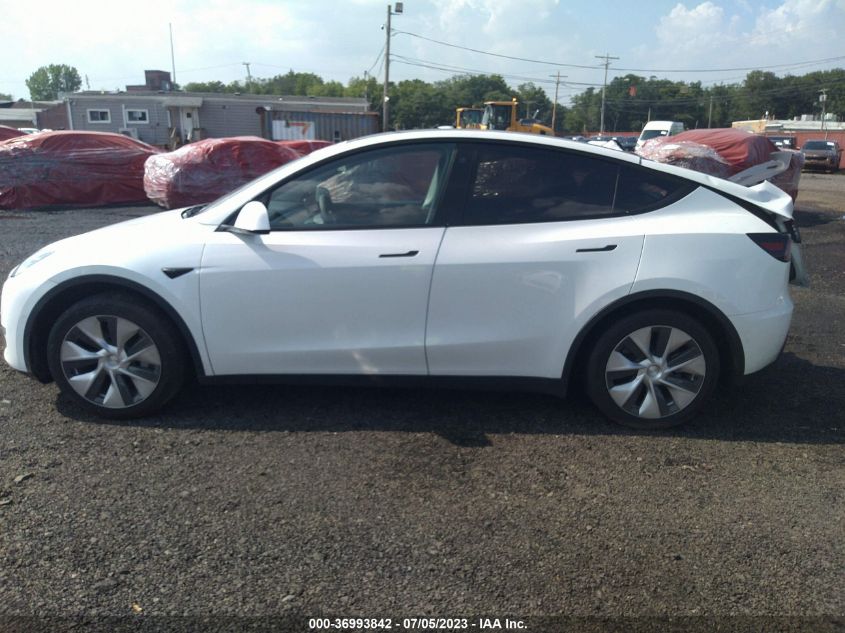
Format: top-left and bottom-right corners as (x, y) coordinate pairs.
(614, 165), (696, 214)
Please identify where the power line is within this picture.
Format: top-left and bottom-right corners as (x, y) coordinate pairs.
(613, 55), (845, 73)
(393, 29), (845, 74)
(391, 54), (845, 110)
(393, 30), (601, 69)
(599, 76), (845, 107)
(367, 44), (386, 76)
(390, 55), (598, 87)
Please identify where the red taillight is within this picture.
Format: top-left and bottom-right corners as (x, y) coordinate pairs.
(747, 233), (791, 262)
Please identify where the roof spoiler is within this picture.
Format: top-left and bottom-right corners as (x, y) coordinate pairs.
(728, 150), (792, 188)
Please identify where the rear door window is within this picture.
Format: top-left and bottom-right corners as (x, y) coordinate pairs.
(462, 144), (619, 225)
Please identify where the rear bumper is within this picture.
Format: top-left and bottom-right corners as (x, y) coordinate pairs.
(729, 295), (793, 375)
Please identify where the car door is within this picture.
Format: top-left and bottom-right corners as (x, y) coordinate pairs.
(200, 142), (455, 376)
(426, 142), (673, 379)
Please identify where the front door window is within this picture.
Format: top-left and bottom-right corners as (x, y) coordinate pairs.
(263, 144), (455, 230)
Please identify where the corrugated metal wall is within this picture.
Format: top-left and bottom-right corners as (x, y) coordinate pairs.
(268, 110), (379, 142)
(200, 100), (264, 138)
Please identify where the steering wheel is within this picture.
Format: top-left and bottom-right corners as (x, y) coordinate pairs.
(316, 186), (335, 224)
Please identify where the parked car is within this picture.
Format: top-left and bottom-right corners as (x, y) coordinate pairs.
(0, 125), (25, 142)
(1, 130), (806, 428)
(143, 136), (304, 209)
(0, 131), (159, 210)
(587, 135), (622, 151)
(800, 140), (841, 172)
(636, 120), (684, 150)
(766, 135), (798, 150)
(614, 136), (638, 152)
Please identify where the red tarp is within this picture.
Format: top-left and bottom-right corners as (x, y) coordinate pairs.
(660, 128), (778, 174)
(276, 140), (332, 155)
(144, 137), (311, 209)
(636, 127), (802, 201)
(636, 137), (734, 179)
(0, 131), (159, 210)
(0, 125), (25, 142)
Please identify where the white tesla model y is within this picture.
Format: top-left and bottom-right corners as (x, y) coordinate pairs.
(1, 130), (806, 428)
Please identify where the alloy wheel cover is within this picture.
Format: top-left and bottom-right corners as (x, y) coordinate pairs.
(59, 315), (162, 408)
(604, 325), (706, 419)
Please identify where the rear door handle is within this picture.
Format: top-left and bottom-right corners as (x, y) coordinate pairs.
(379, 250), (419, 258)
(576, 244), (617, 253)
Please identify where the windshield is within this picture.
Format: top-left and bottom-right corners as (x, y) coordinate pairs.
(803, 141), (832, 150)
(639, 129), (668, 141)
(482, 105), (513, 130)
(459, 109), (483, 127)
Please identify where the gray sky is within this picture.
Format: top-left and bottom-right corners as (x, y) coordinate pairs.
(2, 0), (844, 106)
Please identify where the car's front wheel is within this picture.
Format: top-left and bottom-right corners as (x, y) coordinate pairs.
(586, 309), (719, 429)
(47, 294), (185, 418)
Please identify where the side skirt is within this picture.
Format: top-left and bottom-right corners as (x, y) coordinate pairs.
(197, 374), (568, 398)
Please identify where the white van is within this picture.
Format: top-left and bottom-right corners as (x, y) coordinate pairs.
(636, 121), (684, 150)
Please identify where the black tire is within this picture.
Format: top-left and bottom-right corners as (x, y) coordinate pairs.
(47, 294), (186, 419)
(585, 309), (719, 429)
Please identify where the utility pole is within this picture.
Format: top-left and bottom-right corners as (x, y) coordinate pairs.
(550, 71), (567, 134)
(243, 62), (253, 92)
(595, 53), (619, 135)
(819, 89), (828, 135)
(169, 23), (177, 87)
(383, 3), (403, 132)
(708, 95), (714, 128)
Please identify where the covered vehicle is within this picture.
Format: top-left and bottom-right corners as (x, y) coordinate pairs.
(0, 125), (25, 142)
(0, 131), (159, 210)
(144, 137), (309, 209)
(637, 128), (803, 201)
(801, 140), (841, 172)
(276, 140), (333, 155)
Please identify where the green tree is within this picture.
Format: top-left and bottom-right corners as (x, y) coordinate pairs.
(735, 70), (781, 120)
(260, 71), (327, 96)
(0, 92), (12, 101)
(515, 82), (553, 123)
(183, 80), (233, 93)
(391, 79), (450, 129)
(345, 75), (381, 112)
(440, 74), (511, 108)
(25, 64), (82, 100)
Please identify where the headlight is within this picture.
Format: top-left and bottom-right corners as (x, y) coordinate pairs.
(9, 249), (54, 278)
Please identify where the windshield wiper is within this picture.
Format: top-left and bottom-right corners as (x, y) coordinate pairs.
(181, 204), (207, 218)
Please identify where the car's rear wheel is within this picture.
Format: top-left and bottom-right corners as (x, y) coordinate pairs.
(586, 310), (719, 429)
(47, 295), (185, 418)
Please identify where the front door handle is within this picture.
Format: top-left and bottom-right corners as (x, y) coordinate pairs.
(576, 244), (617, 253)
(379, 250), (419, 258)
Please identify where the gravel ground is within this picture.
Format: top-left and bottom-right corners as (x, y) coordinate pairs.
(0, 177), (843, 632)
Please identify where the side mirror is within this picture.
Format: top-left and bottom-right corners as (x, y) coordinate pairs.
(232, 200), (270, 234)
